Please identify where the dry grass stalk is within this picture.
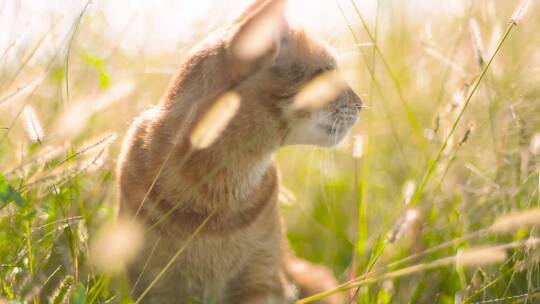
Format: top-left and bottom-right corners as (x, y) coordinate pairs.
(6, 145), (64, 176)
(190, 91), (241, 149)
(58, 133), (117, 165)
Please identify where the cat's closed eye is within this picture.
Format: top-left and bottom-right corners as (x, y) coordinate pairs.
(270, 64), (335, 100)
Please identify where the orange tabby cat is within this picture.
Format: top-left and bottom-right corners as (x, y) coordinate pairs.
(117, 0), (361, 303)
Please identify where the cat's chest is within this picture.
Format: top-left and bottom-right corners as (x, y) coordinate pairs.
(156, 213), (277, 280)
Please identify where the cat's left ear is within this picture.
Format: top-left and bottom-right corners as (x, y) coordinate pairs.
(226, 0), (289, 81)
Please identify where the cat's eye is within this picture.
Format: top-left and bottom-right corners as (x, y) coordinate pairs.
(312, 66), (334, 77)
(272, 89), (297, 100)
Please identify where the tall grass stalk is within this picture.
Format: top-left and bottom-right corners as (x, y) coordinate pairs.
(63, 0), (91, 106)
(297, 238), (540, 303)
(349, 1), (380, 302)
(410, 20), (519, 207)
(0, 1), (538, 303)
(134, 210), (216, 304)
(434, 0), (477, 108)
(348, 0), (424, 146)
(334, 0), (413, 176)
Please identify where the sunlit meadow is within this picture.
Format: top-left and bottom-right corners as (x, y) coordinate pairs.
(1, 0), (539, 303)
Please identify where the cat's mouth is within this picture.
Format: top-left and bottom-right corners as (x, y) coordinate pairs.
(318, 117), (357, 135)
(318, 122), (351, 139)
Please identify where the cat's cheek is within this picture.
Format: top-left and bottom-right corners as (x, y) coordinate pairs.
(281, 118), (328, 147)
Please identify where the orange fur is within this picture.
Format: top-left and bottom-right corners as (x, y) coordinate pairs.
(117, 0), (360, 303)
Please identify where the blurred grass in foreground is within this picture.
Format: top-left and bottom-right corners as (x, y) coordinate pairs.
(1, 0), (540, 303)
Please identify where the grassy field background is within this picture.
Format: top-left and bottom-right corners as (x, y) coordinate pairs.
(1, 0), (539, 303)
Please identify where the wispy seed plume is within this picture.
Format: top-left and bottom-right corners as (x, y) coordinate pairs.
(387, 208), (420, 243)
(530, 133), (540, 155)
(487, 24), (502, 57)
(511, 0), (532, 25)
(293, 71), (348, 112)
(22, 106), (44, 143)
(456, 247), (507, 267)
(491, 208), (540, 233)
(402, 180), (416, 205)
(190, 91), (241, 150)
(458, 123), (475, 147)
(90, 217), (143, 274)
(49, 275), (74, 304)
(469, 19), (485, 66)
(352, 135), (364, 159)
(278, 186), (296, 206)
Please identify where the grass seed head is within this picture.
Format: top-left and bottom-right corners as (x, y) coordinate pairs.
(387, 208), (420, 243)
(278, 185), (296, 206)
(49, 275), (74, 304)
(22, 105), (44, 143)
(189, 91), (241, 150)
(530, 133), (540, 155)
(487, 24), (502, 56)
(292, 70), (348, 112)
(402, 180), (416, 205)
(352, 135), (364, 159)
(511, 0), (532, 25)
(90, 217), (143, 274)
(456, 247), (507, 267)
(491, 208), (540, 233)
(469, 19), (485, 66)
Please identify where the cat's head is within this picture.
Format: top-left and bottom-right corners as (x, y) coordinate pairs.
(223, 0), (361, 148)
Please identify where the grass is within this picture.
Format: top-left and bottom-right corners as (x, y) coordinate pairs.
(1, 0), (540, 303)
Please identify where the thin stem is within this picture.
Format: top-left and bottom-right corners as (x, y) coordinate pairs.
(334, 0), (413, 176)
(349, 0), (424, 146)
(410, 22), (516, 207)
(134, 209), (217, 304)
(64, 0), (91, 106)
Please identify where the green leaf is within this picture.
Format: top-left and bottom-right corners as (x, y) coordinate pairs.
(71, 282), (87, 304)
(0, 175), (25, 207)
(81, 51), (110, 89)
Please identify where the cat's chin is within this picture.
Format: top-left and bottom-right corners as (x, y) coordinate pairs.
(283, 128), (351, 147)
(320, 130), (350, 147)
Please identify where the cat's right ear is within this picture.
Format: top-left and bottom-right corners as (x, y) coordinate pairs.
(226, 0), (288, 81)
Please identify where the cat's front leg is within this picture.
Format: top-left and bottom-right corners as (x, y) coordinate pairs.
(228, 254), (288, 304)
(229, 284), (287, 304)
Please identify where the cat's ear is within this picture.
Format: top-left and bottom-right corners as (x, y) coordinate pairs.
(226, 0), (289, 81)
